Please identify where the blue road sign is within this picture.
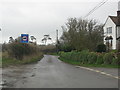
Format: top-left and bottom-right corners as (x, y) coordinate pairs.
(21, 34), (29, 43)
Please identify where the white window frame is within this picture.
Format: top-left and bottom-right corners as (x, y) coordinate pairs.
(107, 27), (112, 34)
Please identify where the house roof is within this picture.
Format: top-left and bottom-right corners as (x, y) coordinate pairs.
(109, 16), (120, 26)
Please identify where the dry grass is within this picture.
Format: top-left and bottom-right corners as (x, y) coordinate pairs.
(0, 52), (2, 67)
(0, 52), (2, 58)
(2, 51), (9, 58)
(2, 51), (43, 67)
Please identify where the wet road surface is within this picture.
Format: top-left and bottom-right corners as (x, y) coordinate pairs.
(2, 55), (118, 88)
(0, 68), (2, 89)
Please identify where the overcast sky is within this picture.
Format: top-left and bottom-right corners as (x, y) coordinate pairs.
(0, 0), (119, 44)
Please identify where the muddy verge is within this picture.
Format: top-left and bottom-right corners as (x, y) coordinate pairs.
(2, 64), (36, 88)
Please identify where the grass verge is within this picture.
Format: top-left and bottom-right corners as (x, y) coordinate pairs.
(59, 57), (120, 68)
(49, 53), (59, 56)
(1, 54), (43, 68)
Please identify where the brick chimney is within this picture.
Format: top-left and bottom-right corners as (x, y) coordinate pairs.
(117, 11), (120, 17)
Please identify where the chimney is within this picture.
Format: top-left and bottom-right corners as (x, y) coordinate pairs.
(117, 1), (120, 26)
(117, 11), (120, 17)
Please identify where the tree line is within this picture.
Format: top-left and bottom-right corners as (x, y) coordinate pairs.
(58, 18), (105, 52)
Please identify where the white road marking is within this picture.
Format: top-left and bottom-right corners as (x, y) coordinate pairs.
(100, 72), (106, 75)
(94, 70), (100, 73)
(75, 66), (120, 79)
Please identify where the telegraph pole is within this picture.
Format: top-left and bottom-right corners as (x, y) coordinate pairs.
(56, 30), (58, 43)
(56, 30), (58, 54)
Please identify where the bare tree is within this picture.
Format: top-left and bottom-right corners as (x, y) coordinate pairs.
(60, 18), (104, 51)
(31, 36), (36, 42)
(42, 35), (52, 45)
(9, 37), (14, 43)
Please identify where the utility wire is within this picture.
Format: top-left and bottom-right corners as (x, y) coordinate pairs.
(85, 0), (105, 17)
(84, 0), (108, 18)
(85, 0), (107, 18)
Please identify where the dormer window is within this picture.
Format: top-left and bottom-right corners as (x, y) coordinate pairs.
(107, 27), (112, 34)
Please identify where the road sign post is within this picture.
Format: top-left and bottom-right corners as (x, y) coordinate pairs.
(21, 34), (29, 43)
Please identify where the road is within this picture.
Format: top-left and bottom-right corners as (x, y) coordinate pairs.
(2, 55), (119, 88)
(0, 68), (2, 89)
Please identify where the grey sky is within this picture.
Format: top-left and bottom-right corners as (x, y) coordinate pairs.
(0, 0), (119, 44)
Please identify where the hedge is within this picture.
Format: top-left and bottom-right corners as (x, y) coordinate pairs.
(59, 50), (119, 65)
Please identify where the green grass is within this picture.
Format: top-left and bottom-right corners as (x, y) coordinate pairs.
(59, 57), (120, 68)
(2, 55), (43, 68)
(0, 58), (2, 68)
(49, 53), (59, 56)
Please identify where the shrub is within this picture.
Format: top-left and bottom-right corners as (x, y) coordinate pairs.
(111, 52), (119, 65)
(112, 58), (118, 65)
(58, 44), (74, 52)
(96, 54), (104, 64)
(70, 51), (80, 62)
(59, 50), (119, 66)
(80, 50), (89, 64)
(110, 50), (117, 53)
(103, 52), (113, 64)
(8, 42), (39, 60)
(87, 52), (97, 64)
(116, 53), (120, 65)
(96, 44), (106, 53)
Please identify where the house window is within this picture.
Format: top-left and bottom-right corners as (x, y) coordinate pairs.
(107, 27), (112, 34)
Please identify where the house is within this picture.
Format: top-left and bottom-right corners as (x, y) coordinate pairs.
(103, 1), (120, 50)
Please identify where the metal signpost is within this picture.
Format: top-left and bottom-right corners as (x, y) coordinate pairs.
(21, 34), (29, 43)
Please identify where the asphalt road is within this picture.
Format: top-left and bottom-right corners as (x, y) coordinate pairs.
(0, 68), (2, 89)
(3, 55), (119, 88)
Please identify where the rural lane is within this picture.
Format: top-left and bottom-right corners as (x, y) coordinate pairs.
(2, 55), (119, 88)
